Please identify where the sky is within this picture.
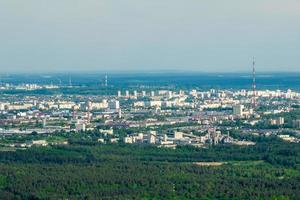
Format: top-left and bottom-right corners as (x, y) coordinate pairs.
(0, 0), (300, 73)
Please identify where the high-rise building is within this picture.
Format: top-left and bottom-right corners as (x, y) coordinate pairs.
(133, 90), (137, 97)
(75, 121), (86, 132)
(173, 131), (183, 139)
(42, 118), (47, 128)
(292, 120), (300, 128)
(123, 136), (133, 144)
(168, 91), (173, 99)
(151, 91), (155, 97)
(118, 108), (122, 118)
(233, 105), (244, 116)
(109, 100), (120, 110)
(277, 117), (285, 125)
(269, 117), (285, 126)
(148, 131), (156, 144)
(179, 90), (185, 96)
(0, 103), (6, 111)
(117, 91), (121, 97)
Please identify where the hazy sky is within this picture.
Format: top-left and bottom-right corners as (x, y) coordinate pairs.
(0, 0), (300, 73)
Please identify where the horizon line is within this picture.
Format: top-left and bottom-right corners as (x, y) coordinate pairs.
(1, 69), (300, 75)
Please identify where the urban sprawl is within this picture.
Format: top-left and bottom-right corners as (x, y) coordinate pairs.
(0, 83), (300, 149)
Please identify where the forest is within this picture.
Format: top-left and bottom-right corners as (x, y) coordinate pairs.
(0, 138), (299, 200)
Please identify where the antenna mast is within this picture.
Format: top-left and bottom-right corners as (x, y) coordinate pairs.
(105, 74), (108, 87)
(252, 57), (256, 108)
(69, 76), (72, 87)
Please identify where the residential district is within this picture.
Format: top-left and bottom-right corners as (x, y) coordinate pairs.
(0, 83), (300, 149)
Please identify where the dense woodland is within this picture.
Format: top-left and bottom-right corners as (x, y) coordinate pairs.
(0, 137), (299, 200)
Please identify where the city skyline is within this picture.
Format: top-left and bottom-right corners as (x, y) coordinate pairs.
(0, 1), (299, 199)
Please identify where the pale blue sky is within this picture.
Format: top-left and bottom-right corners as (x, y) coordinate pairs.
(0, 0), (300, 73)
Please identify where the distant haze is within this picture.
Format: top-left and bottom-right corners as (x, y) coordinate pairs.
(0, 0), (300, 73)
